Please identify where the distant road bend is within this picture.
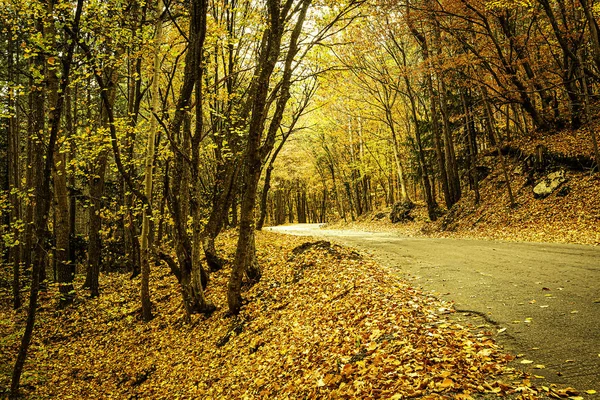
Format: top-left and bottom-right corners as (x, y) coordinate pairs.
(266, 224), (600, 392)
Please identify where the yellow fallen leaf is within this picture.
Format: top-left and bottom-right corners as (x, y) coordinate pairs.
(586, 390), (597, 394)
(440, 377), (453, 388)
(520, 359), (534, 364)
(534, 364), (545, 369)
(455, 394), (473, 400)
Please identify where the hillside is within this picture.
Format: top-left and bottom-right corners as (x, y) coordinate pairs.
(331, 127), (600, 246)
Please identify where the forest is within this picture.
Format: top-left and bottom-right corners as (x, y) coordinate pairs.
(1, 0), (599, 397)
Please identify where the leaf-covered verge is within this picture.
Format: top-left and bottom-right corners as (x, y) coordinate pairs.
(0, 231), (578, 399)
(329, 158), (599, 246)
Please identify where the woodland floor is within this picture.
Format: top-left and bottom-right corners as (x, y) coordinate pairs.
(1, 231), (589, 399)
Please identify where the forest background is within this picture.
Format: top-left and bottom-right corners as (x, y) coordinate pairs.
(1, 0), (599, 397)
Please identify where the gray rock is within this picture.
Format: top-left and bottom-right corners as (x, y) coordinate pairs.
(533, 170), (567, 198)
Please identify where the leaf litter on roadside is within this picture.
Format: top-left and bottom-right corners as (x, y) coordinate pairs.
(0, 231), (581, 398)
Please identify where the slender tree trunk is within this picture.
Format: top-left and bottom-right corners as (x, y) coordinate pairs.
(257, 131), (290, 230)
(84, 67), (117, 296)
(462, 90), (480, 205)
(138, 0), (164, 322)
(7, 33), (22, 310)
(53, 149), (72, 305)
(84, 152), (107, 297)
(22, 86), (35, 279)
(123, 7), (146, 279)
(413, 117), (437, 219)
(228, 161), (262, 312)
(47, 13), (73, 307)
(230, 189), (238, 227)
(66, 84), (78, 276)
(385, 108), (410, 203)
(439, 78), (461, 205)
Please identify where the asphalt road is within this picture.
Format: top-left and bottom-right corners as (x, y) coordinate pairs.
(266, 224), (600, 392)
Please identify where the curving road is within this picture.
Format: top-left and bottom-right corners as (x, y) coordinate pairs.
(266, 224), (600, 392)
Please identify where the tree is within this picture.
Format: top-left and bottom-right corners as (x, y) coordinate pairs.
(10, 0), (84, 395)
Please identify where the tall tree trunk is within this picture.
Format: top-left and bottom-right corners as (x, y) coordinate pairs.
(84, 151), (107, 297)
(7, 33), (22, 310)
(386, 108), (410, 203)
(11, 75), (47, 396)
(461, 90), (480, 205)
(53, 144), (72, 305)
(123, 6), (146, 280)
(228, 0), (311, 314)
(257, 128), (292, 230)
(22, 85), (35, 280)
(138, 0), (163, 322)
(84, 67), (117, 296)
(47, 10), (73, 307)
(438, 77), (461, 205)
(66, 84), (78, 276)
